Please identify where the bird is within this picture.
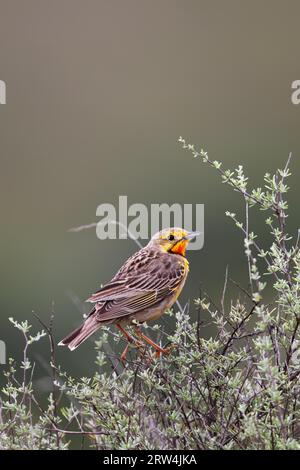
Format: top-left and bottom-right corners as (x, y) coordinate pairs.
(58, 227), (199, 360)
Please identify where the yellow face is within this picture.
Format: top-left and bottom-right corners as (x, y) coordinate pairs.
(150, 228), (199, 256)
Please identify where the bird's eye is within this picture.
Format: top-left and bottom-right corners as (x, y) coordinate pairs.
(168, 234), (175, 241)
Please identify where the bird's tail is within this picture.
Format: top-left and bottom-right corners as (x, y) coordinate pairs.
(58, 309), (100, 351)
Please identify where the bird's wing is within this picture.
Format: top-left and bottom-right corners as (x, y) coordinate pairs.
(86, 253), (186, 322)
(87, 279), (130, 302)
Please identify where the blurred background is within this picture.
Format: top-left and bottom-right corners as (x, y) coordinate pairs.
(0, 0), (300, 380)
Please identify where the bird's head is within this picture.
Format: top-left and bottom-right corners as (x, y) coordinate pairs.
(148, 227), (200, 256)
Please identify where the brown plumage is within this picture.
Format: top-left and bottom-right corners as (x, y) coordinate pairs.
(58, 228), (199, 358)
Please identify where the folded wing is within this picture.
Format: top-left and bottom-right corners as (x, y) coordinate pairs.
(86, 256), (185, 323)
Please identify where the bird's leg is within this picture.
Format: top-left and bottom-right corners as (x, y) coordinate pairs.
(116, 323), (135, 343)
(116, 323), (143, 361)
(134, 326), (170, 356)
(120, 343), (130, 362)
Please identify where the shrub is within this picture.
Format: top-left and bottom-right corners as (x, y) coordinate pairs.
(1, 138), (300, 449)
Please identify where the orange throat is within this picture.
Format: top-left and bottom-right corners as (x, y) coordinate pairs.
(170, 239), (188, 256)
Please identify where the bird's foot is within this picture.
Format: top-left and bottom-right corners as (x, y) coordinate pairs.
(120, 339), (145, 363)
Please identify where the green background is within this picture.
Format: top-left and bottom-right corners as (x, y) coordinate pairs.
(0, 0), (299, 381)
